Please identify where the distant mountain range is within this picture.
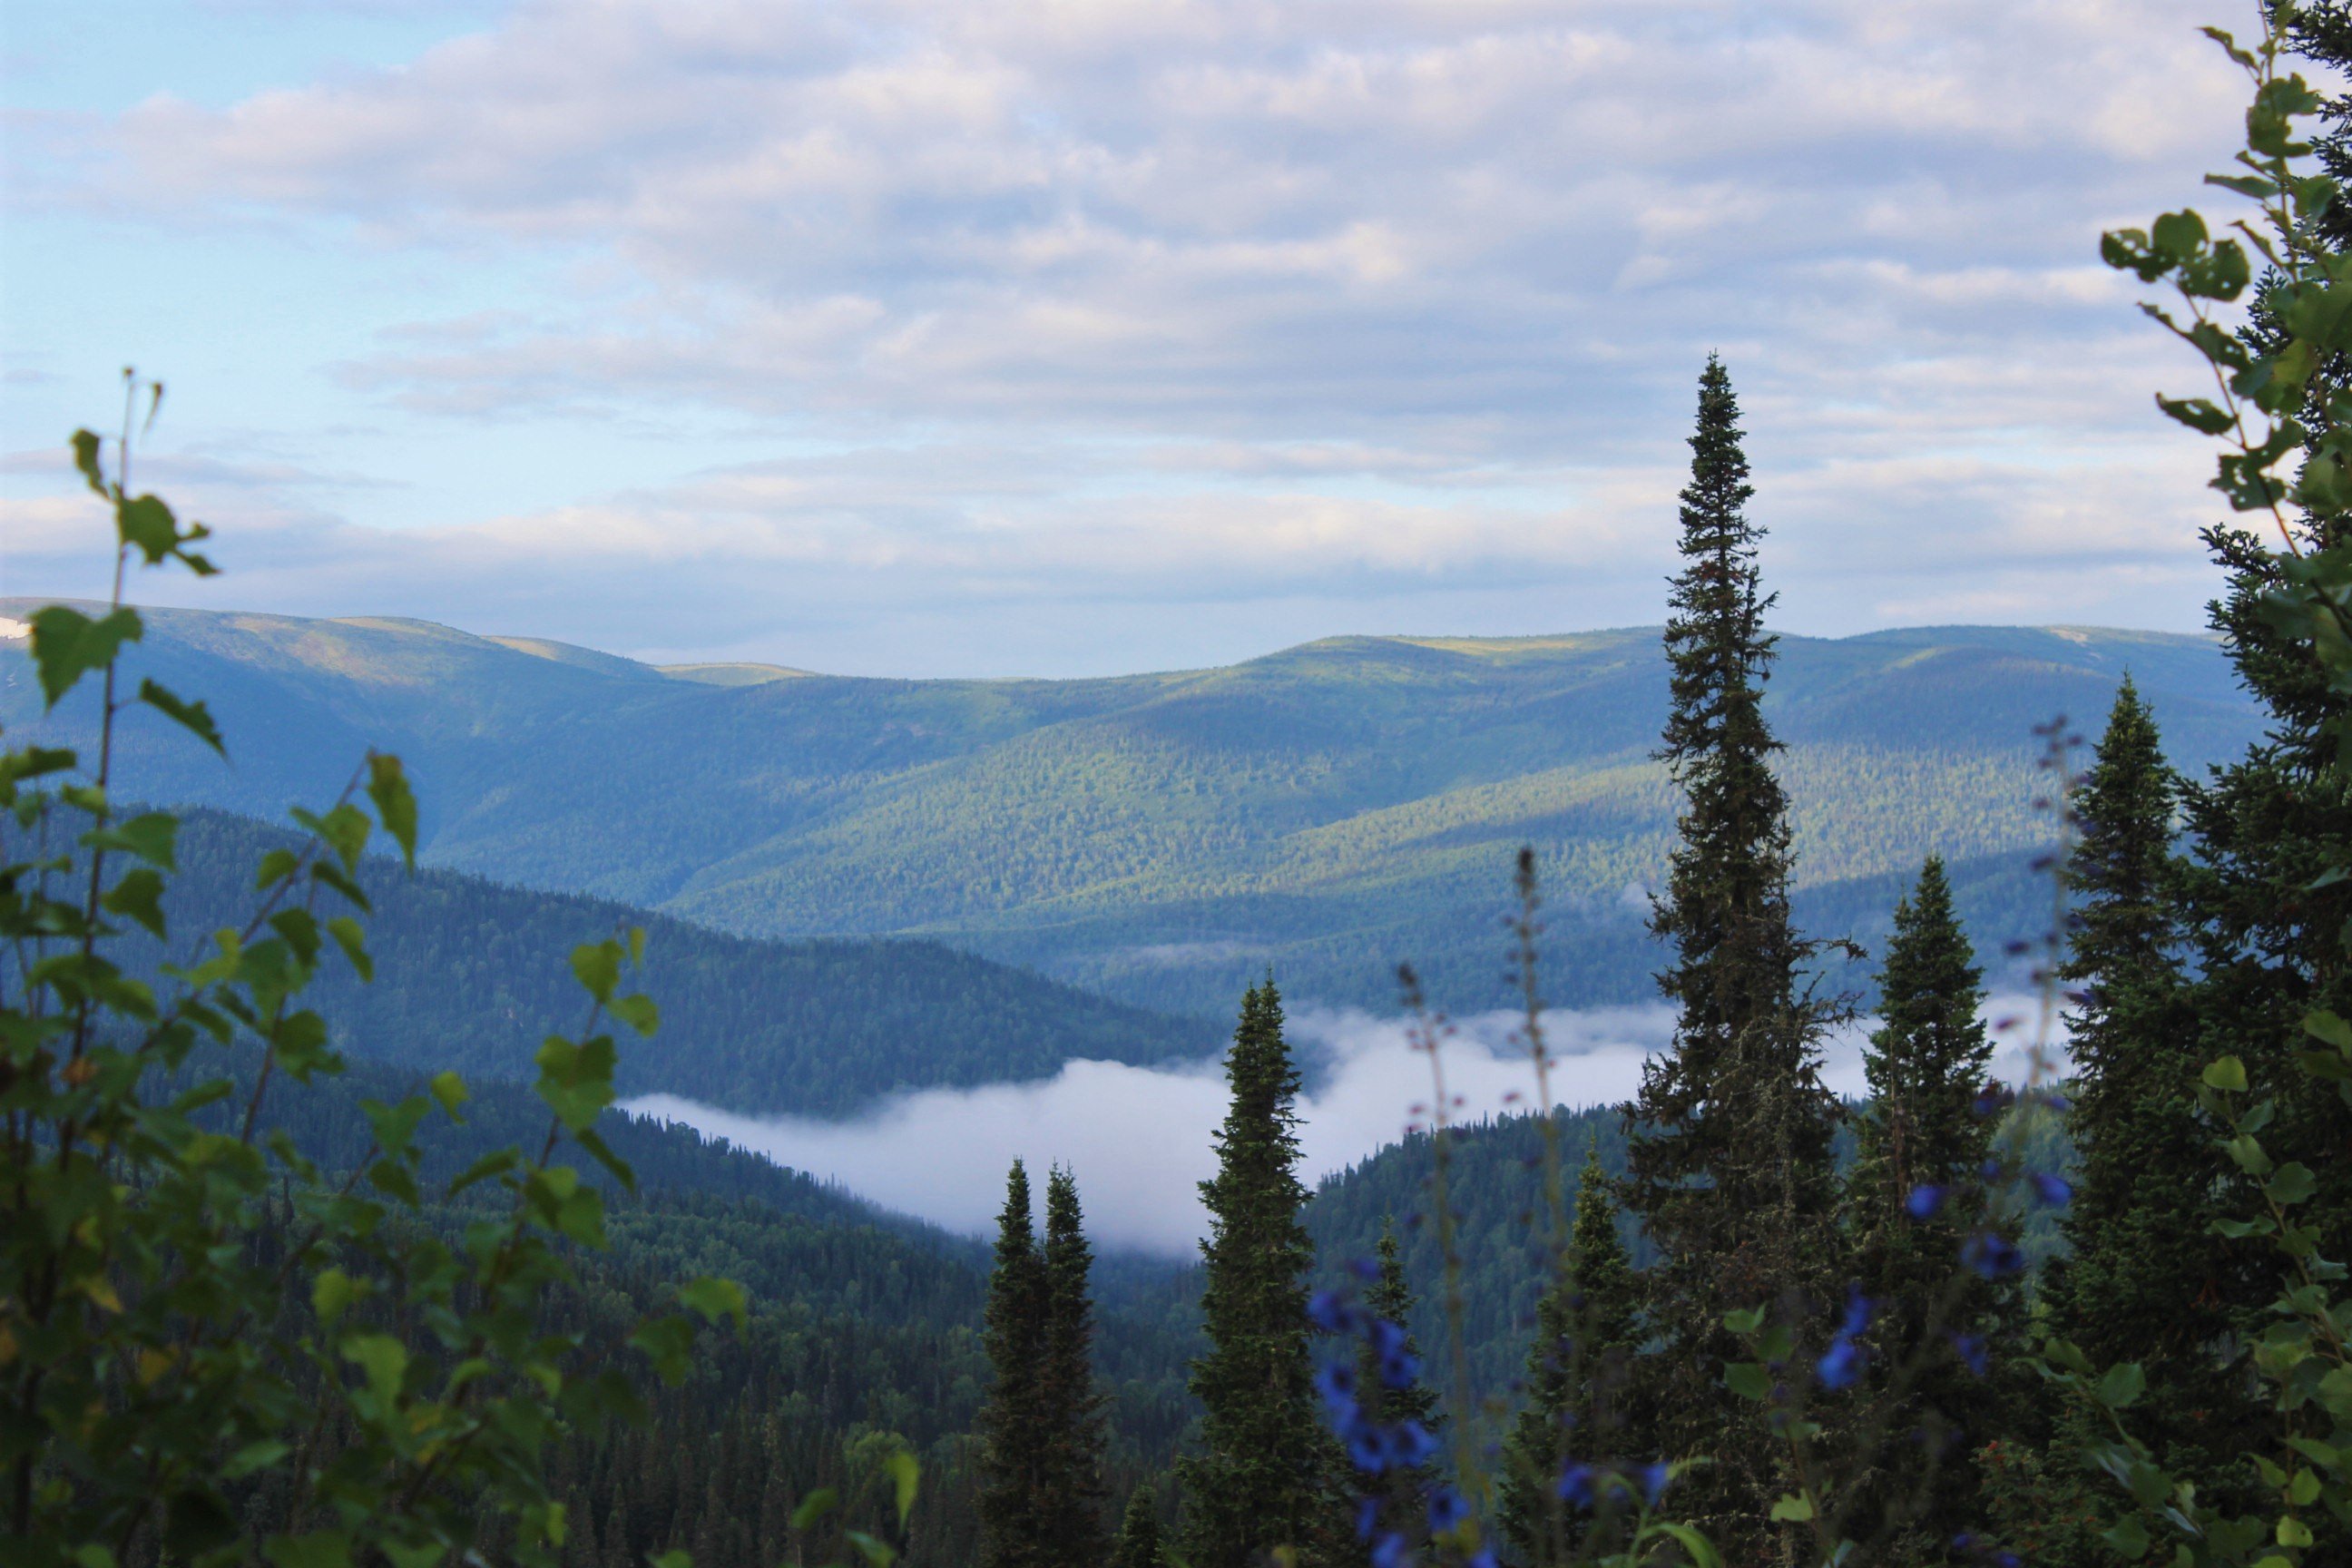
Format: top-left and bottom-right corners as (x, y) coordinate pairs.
(2, 602), (2259, 1015)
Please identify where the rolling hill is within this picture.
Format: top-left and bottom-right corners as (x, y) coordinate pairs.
(2, 602), (2260, 1015)
(157, 809), (1220, 1115)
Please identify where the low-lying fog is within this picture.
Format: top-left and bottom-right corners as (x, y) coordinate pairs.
(628, 1001), (2063, 1256)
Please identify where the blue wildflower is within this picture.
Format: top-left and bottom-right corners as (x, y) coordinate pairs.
(1308, 1289), (1355, 1334)
(1427, 1485), (1469, 1535)
(1639, 1462), (1671, 1507)
(1466, 1550), (1497, 1568)
(2029, 1172), (2072, 1208)
(1314, 1363), (1358, 1408)
(1348, 1426), (1388, 1475)
(1816, 1337), (1864, 1390)
(1950, 1332), (1990, 1378)
(1347, 1255), (1383, 1281)
(1378, 1348), (1422, 1391)
(1838, 1288), (1877, 1338)
(1906, 1184), (1946, 1219)
(1370, 1532), (1411, 1568)
(1556, 1463), (1595, 1508)
(1356, 1495), (1382, 1542)
(1394, 1420), (1439, 1467)
(1962, 1232), (2026, 1280)
(1369, 1318), (1408, 1359)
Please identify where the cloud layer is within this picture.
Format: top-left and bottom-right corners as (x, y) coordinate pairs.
(1, 0), (2263, 672)
(631, 1000), (2065, 1254)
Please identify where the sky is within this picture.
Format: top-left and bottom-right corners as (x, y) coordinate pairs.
(630, 998), (2067, 1254)
(0, 0), (2272, 678)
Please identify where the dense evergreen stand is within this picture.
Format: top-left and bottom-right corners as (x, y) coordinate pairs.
(1619, 357), (1847, 1559)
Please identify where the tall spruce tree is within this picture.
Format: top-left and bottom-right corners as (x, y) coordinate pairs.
(2052, 681), (2263, 1494)
(1498, 1142), (1641, 1567)
(1179, 980), (1328, 1568)
(1353, 1220), (1441, 1556)
(1037, 1166), (1112, 1568)
(1621, 356), (1846, 1556)
(1111, 1486), (1164, 1568)
(1845, 857), (2020, 1553)
(979, 1161), (1049, 1568)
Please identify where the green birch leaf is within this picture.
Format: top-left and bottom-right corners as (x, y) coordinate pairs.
(138, 679), (225, 756)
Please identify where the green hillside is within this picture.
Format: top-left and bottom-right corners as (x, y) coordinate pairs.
(161, 810), (1220, 1114)
(3, 603), (2257, 1014)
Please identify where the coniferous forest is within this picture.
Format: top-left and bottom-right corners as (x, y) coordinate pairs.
(15, 6), (2352, 1568)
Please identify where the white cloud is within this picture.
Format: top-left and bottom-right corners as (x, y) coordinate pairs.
(0, 0), (2277, 669)
(628, 998), (2066, 1254)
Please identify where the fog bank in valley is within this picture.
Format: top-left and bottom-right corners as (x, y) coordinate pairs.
(630, 1001), (2063, 1256)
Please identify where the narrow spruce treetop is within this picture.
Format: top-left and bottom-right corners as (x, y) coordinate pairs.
(1499, 1142), (1642, 1565)
(1038, 1166), (1111, 1568)
(978, 1161), (1049, 1568)
(1180, 980), (1328, 1568)
(1110, 1488), (1162, 1568)
(1844, 858), (2018, 1546)
(1353, 1220), (1441, 1553)
(1622, 358), (1843, 1560)
(1857, 856), (1994, 1201)
(2063, 676), (2180, 1009)
(2049, 679), (2252, 1466)
(1659, 353), (1776, 784)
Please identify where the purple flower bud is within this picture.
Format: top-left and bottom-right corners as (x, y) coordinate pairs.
(1356, 1495), (1382, 1542)
(1378, 1350), (1422, 1391)
(1906, 1184), (1946, 1220)
(1347, 1256), (1383, 1282)
(2030, 1173), (2072, 1208)
(1949, 1332), (1990, 1378)
(1370, 1532), (1411, 1568)
(1639, 1462), (1671, 1507)
(1348, 1427), (1387, 1474)
(1556, 1463), (1595, 1508)
(1427, 1485), (1469, 1534)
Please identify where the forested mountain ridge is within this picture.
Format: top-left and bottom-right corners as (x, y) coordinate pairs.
(156, 809), (1220, 1114)
(3, 603), (2256, 1014)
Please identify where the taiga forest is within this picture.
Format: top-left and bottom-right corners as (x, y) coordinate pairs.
(7, 5), (2352, 1568)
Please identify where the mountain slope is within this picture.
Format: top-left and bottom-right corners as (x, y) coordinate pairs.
(162, 809), (1220, 1114)
(3, 604), (2258, 1014)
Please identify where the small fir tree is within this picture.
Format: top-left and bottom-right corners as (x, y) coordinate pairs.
(1179, 980), (1328, 1568)
(1352, 1220), (1442, 1554)
(1038, 1166), (1112, 1568)
(2050, 679), (2259, 1500)
(1844, 857), (2020, 1552)
(1621, 356), (1847, 1556)
(1110, 1486), (1164, 1568)
(1498, 1142), (1642, 1566)
(978, 1161), (1049, 1568)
